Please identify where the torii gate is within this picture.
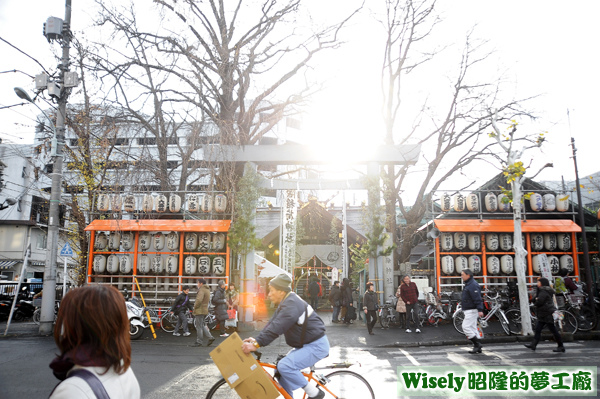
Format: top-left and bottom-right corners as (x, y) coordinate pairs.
(203, 144), (421, 326)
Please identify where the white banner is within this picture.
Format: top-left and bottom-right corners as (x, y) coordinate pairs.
(281, 190), (298, 274)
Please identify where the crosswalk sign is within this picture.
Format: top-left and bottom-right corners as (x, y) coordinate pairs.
(60, 242), (74, 257)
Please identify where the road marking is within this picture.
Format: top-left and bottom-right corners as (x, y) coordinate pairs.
(399, 349), (420, 366)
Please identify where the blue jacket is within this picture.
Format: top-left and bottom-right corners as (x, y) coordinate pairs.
(256, 292), (326, 348)
(461, 277), (483, 311)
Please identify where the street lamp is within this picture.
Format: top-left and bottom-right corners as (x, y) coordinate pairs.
(14, 88), (57, 137)
(0, 198), (17, 211)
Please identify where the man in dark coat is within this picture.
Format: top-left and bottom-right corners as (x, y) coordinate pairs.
(308, 278), (321, 310)
(362, 282), (378, 335)
(460, 269), (484, 353)
(212, 280), (229, 337)
(524, 277), (565, 352)
(400, 275), (420, 333)
(341, 278), (354, 324)
(328, 281), (342, 323)
(170, 286), (193, 337)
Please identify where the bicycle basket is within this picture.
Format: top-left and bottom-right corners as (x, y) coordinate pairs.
(555, 295), (565, 308)
(568, 294), (585, 306)
(451, 292), (462, 301)
(425, 292), (437, 305)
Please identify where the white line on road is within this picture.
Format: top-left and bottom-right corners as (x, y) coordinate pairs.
(400, 349), (421, 366)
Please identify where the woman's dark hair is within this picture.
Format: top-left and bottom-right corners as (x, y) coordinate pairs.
(342, 278), (350, 287)
(366, 281), (374, 289)
(538, 277), (550, 287)
(558, 268), (569, 277)
(54, 285), (131, 374)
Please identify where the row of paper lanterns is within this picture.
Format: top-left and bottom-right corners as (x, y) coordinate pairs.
(94, 232), (227, 252)
(440, 232), (571, 252)
(440, 192), (569, 213)
(96, 193), (228, 213)
(93, 254), (226, 275)
(441, 254), (574, 275)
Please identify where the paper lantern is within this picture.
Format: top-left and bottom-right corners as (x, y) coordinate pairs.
(185, 233), (198, 251)
(106, 254), (119, 274)
(198, 232), (212, 252)
(441, 256), (455, 275)
(111, 194), (122, 212)
(465, 193), (479, 212)
(94, 233), (108, 250)
(543, 194), (556, 211)
(560, 255), (574, 273)
(151, 256), (164, 274)
(121, 232), (134, 250)
(184, 256), (197, 275)
(557, 233), (571, 251)
(138, 255), (150, 274)
(532, 255), (541, 274)
(97, 194), (110, 212)
(142, 195), (153, 212)
(166, 232), (179, 250)
(108, 232), (121, 251)
(484, 193), (498, 212)
(486, 233), (499, 251)
(188, 194), (199, 212)
(93, 255), (106, 274)
(453, 194), (465, 212)
(529, 193), (543, 212)
(169, 194), (182, 213)
(556, 194), (569, 212)
(155, 194), (168, 213)
(213, 256), (226, 275)
(499, 233), (512, 251)
(530, 233), (544, 251)
(455, 256), (468, 274)
(153, 233), (165, 251)
(198, 256), (211, 274)
(487, 256), (500, 275)
(139, 233), (151, 251)
(440, 193), (451, 212)
(468, 255), (481, 274)
(497, 194), (511, 212)
(123, 195), (136, 212)
(166, 255), (178, 275)
(544, 234), (557, 251)
(214, 194), (227, 213)
(119, 255), (132, 274)
(467, 234), (480, 251)
(212, 233), (226, 251)
(454, 233), (467, 250)
(500, 255), (513, 274)
(548, 255), (560, 274)
(200, 194), (213, 213)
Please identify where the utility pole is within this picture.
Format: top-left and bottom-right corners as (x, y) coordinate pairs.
(39, 0), (72, 335)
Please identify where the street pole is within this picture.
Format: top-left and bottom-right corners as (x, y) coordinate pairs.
(39, 0), (72, 335)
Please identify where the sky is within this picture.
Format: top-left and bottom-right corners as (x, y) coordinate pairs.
(0, 1), (598, 203)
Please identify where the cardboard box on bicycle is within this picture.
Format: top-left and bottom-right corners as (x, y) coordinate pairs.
(210, 332), (279, 399)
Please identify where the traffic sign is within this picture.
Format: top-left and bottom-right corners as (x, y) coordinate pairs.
(60, 242), (74, 257)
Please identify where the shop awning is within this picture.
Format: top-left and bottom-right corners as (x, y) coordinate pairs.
(0, 260), (19, 270)
(85, 219), (231, 232)
(434, 219), (582, 233)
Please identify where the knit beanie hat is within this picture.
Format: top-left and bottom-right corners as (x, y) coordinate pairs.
(538, 277), (550, 287)
(269, 274), (292, 292)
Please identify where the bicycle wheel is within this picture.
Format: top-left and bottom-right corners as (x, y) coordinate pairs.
(160, 312), (177, 333)
(379, 309), (390, 328)
(504, 309), (523, 335)
(205, 378), (237, 398)
(32, 309), (41, 325)
(555, 310), (578, 334)
(452, 310), (465, 335)
(322, 370), (375, 399)
(205, 313), (217, 330)
(497, 311), (511, 335)
(574, 306), (596, 331)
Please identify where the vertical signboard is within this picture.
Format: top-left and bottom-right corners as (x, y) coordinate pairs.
(281, 190), (298, 274)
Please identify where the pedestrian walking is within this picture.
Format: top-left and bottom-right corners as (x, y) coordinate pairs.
(49, 285), (141, 399)
(460, 269), (484, 354)
(395, 284), (407, 329)
(363, 282), (378, 335)
(400, 276), (421, 333)
(170, 285), (193, 337)
(341, 278), (354, 324)
(226, 283), (240, 311)
(212, 280), (230, 337)
(524, 277), (566, 353)
(328, 281), (342, 323)
(190, 279), (215, 347)
(308, 278), (321, 310)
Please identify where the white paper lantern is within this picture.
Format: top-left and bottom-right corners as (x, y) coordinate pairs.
(497, 194), (511, 212)
(198, 232), (212, 252)
(544, 234), (557, 251)
(151, 256), (164, 274)
(108, 232), (121, 251)
(198, 256), (211, 274)
(454, 233), (467, 250)
(441, 256), (455, 275)
(557, 233), (571, 251)
(93, 255), (106, 274)
(121, 232), (134, 250)
(138, 255), (150, 274)
(94, 233), (108, 250)
(111, 194), (122, 212)
(153, 233), (165, 251)
(556, 194), (569, 212)
(548, 255), (560, 274)
(119, 255), (132, 274)
(214, 194), (227, 213)
(486, 233), (499, 251)
(500, 255), (514, 274)
(529, 193), (543, 212)
(212, 233), (226, 251)
(484, 193), (498, 212)
(530, 233), (544, 251)
(155, 194), (168, 213)
(166, 232), (179, 250)
(440, 193), (451, 212)
(142, 195), (153, 212)
(499, 233), (512, 251)
(166, 255), (178, 275)
(559, 255), (574, 273)
(139, 233), (151, 251)
(184, 256), (197, 275)
(468, 255), (481, 274)
(123, 195), (136, 212)
(107, 254), (119, 274)
(453, 194), (465, 212)
(467, 234), (480, 251)
(487, 256), (500, 275)
(188, 194), (199, 212)
(543, 194), (556, 211)
(185, 233), (198, 251)
(466, 193), (479, 212)
(169, 194), (182, 213)
(455, 256), (468, 274)
(532, 255), (541, 274)
(213, 256), (226, 276)
(200, 194), (213, 213)
(97, 194), (110, 212)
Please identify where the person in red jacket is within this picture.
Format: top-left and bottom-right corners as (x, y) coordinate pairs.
(400, 276), (420, 333)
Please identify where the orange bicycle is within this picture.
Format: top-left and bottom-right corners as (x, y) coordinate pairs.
(205, 351), (375, 398)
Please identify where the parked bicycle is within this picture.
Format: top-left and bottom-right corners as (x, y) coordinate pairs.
(378, 295), (399, 328)
(32, 300), (60, 325)
(453, 292), (517, 335)
(205, 350), (375, 399)
(505, 303), (579, 334)
(160, 297), (217, 333)
(557, 291), (597, 332)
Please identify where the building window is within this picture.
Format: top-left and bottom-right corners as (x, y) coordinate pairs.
(37, 234), (48, 250)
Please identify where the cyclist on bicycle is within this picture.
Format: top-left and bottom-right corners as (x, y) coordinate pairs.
(242, 273), (329, 399)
